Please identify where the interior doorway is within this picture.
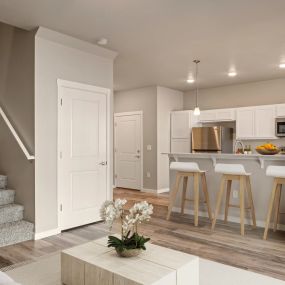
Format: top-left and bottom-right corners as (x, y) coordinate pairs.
(114, 111), (143, 190)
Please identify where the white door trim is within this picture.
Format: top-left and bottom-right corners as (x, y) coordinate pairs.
(114, 111), (143, 190)
(57, 79), (111, 231)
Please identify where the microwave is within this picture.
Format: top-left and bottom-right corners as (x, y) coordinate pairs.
(276, 118), (285, 137)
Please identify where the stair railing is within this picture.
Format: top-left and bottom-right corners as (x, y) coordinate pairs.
(0, 106), (35, 160)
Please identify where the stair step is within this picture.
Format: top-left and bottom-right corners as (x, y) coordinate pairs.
(0, 175), (8, 189)
(0, 190), (15, 206)
(0, 204), (23, 224)
(0, 220), (34, 247)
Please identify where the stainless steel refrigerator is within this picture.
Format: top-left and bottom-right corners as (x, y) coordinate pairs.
(191, 126), (233, 153)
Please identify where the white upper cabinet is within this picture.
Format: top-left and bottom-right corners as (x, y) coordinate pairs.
(171, 111), (191, 139)
(255, 105), (276, 138)
(199, 110), (216, 122)
(199, 108), (235, 122)
(216, 109), (236, 121)
(236, 105), (277, 139)
(236, 107), (255, 139)
(276, 104), (285, 117)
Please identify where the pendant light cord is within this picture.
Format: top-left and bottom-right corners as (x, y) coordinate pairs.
(193, 59), (200, 108)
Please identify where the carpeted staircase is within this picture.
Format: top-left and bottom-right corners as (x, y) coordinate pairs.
(0, 175), (34, 247)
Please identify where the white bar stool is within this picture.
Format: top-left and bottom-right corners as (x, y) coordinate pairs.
(263, 166), (285, 240)
(166, 162), (212, 226)
(211, 163), (256, 236)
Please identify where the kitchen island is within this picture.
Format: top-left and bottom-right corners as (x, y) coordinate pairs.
(165, 152), (285, 229)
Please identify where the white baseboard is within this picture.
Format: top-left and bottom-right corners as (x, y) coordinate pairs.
(142, 188), (158, 194)
(157, 188), (170, 194)
(34, 228), (61, 240)
(142, 188), (170, 194)
(172, 207), (285, 231)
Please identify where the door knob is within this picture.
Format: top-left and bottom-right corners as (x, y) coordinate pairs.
(135, 155), (140, 158)
(99, 161), (107, 166)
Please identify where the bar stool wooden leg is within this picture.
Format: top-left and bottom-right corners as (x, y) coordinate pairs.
(245, 176), (256, 228)
(212, 176), (226, 230)
(224, 179), (232, 223)
(239, 176), (245, 236)
(181, 176), (188, 214)
(263, 178), (278, 240)
(273, 184), (281, 232)
(201, 173), (212, 221)
(167, 173), (182, 220)
(193, 173), (199, 226)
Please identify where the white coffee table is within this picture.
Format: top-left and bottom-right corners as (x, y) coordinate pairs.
(61, 236), (199, 285)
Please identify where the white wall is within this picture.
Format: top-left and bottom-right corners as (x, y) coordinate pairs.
(157, 87), (183, 191)
(35, 28), (116, 236)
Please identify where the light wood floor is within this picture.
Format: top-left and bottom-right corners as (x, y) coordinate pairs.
(0, 188), (285, 281)
(115, 188), (285, 281)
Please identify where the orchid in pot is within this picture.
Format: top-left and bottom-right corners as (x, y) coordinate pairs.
(100, 199), (153, 257)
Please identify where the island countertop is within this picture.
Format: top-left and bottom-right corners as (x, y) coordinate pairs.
(165, 152), (285, 228)
(164, 152), (285, 168)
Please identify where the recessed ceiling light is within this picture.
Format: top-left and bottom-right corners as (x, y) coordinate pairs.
(279, 63), (285, 69)
(187, 78), (195, 83)
(228, 71), (237, 77)
(97, 38), (108, 45)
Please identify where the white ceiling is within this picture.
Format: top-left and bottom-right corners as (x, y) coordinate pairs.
(1, 0), (285, 92)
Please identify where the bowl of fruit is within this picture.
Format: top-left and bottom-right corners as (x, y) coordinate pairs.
(256, 143), (280, 155)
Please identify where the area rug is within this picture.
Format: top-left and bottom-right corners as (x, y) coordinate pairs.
(4, 252), (285, 285)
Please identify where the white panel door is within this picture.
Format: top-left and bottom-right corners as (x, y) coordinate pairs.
(115, 113), (142, 190)
(58, 82), (108, 231)
(255, 106), (276, 138)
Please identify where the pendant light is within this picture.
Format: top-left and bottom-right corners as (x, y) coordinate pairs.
(193, 59), (201, 116)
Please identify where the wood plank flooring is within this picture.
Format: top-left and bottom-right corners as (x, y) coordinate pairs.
(0, 223), (109, 270)
(114, 188), (285, 281)
(0, 187), (284, 281)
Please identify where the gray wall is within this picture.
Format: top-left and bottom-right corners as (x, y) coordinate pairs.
(114, 87), (158, 190)
(184, 78), (285, 110)
(35, 28), (115, 234)
(0, 22), (35, 222)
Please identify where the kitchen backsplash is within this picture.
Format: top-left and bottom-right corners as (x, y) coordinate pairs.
(242, 138), (285, 153)
(201, 121), (285, 153)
